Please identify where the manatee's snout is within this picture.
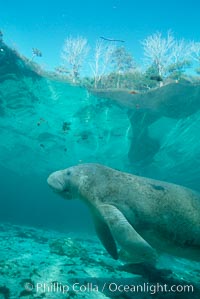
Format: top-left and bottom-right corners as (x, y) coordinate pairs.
(47, 170), (66, 192)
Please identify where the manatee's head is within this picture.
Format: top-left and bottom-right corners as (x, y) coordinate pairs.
(47, 163), (101, 200)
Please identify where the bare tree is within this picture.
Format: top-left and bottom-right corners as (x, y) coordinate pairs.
(188, 41), (200, 74)
(170, 39), (191, 64)
(166, 39), (192, 79)
(189, 42), (200, 63)
(142, 31), (194, 83)
(62, 36), (89, 83)
(89, 40), (115, 88)
(142, 31), (175, 78)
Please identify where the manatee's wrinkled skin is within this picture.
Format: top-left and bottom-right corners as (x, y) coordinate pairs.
(47, 163), (200, 263)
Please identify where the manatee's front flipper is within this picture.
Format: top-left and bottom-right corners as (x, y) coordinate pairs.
(92, 210), (118, 260)
(98, 204), (157, 263)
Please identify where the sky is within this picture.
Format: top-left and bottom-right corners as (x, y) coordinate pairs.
(1, 0), (200, 71)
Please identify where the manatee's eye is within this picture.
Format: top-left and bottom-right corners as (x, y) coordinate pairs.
(66, 170), (71, 176)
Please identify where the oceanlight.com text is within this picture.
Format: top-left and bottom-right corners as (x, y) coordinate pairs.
(107, 282), (194, 294)
(24, 281), (194, 295)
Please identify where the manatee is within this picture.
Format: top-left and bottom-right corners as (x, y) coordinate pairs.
(91, 84), (200, 163)
(47, 163), (200, 263)
(91, 83), (200, 119)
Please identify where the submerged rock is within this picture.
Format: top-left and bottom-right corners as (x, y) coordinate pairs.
(49, 238), (87, 258)
(0, 286), (10, 299)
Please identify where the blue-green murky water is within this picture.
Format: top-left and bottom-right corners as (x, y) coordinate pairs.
(1, 6), (200, 297)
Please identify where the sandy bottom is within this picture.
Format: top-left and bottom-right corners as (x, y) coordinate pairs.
(0, 222), (200, 299)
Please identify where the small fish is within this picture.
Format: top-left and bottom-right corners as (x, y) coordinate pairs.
(150, 75), (163, 82)
(136, 104), (140, 109)
(37, 117), (46, 126)
(129, 90), (138, 94)
(62, 121), (71, 132)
